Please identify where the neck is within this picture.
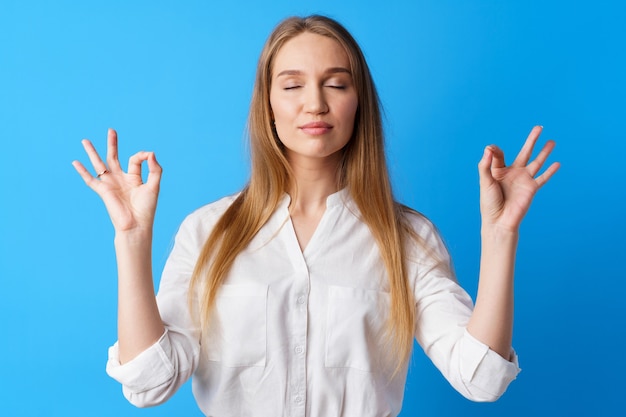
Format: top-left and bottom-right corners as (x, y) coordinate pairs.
(287, 152), (342, 215)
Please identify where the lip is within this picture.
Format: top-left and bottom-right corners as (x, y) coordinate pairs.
(299, 121), (333, 135)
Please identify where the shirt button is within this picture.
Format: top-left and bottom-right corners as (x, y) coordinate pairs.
(295, 345), (304, 354)
(297, 295), (306, 304)
(294, 395), (303, 404)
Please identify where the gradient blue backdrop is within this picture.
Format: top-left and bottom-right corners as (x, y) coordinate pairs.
(1, 0), (624, 416)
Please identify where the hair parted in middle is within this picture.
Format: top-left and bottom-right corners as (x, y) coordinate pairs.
(189, 15), (437, 374)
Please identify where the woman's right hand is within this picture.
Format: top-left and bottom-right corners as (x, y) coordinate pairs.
(72, 128), (162, 234)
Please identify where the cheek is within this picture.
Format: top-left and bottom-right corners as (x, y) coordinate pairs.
(269, 97), (290, 123)
(342, 97), (359, 126)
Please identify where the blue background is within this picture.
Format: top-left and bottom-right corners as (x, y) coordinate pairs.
(1, 0), (624, 415)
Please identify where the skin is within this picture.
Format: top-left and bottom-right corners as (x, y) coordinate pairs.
(73, 32), (559, 364)
(269, 32), (359, 249)
(73, 131), (164, 363)
(469, 126), (559, 357)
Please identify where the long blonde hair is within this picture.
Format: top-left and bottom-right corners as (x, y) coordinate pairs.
(189, 15), (421, 371)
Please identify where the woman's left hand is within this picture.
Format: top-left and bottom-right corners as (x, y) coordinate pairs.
(478, 126), (560, 232)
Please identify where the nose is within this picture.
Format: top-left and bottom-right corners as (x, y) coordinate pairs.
(304, 86), (329, 114)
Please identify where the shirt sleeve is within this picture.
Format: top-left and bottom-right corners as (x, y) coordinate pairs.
(105, 210), (207, 407)
(409, 216), (521, 402)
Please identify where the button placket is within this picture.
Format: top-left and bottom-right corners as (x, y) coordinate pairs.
(282, 215), (311, 417)
(290, 268), (309, 416)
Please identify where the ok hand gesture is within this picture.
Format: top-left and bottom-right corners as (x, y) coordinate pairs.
(478, 126), (560, 232)
(72, 129), (162, 234)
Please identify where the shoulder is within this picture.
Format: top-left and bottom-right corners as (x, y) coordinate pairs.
(185, 193), (240, 224)
(396, 203), (451, 265)
(175, 193), (241, 243)
(397, 204), (439, 240)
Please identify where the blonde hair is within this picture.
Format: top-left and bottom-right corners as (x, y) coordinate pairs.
(189, 15), (422, 372)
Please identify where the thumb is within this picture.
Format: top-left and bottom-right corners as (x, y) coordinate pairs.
(478, 146), (496, 189)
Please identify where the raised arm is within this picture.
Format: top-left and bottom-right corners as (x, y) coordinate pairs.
(467, 126), (560, 358)
(73, 128), (165, 364)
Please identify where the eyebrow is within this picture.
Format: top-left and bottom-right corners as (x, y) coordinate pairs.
(275, 67), (352, 78)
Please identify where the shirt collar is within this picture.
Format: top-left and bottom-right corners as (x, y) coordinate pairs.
(281, 187), (350, 211)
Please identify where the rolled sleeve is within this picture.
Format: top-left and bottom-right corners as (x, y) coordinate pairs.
(106, 331), (175, 395)
(458, 329), (520, 402)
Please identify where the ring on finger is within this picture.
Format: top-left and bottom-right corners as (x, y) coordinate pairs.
(97, 169), (109, 178)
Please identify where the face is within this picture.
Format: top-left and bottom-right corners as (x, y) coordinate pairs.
(269, 32), (358, 166)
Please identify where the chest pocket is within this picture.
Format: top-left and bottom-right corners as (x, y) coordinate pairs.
(205, 284), (268, 367)
(325, 285), (390, 373)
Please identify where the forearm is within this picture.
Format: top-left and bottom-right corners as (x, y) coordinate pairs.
(467, 226), (518, 359)
(114, 229), (165, 364)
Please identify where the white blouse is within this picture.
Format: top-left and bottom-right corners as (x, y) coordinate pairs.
(106, 189), (520, 416)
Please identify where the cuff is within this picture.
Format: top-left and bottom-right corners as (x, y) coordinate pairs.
(106, 331), (175, 394)
(459, 329), (521, 401)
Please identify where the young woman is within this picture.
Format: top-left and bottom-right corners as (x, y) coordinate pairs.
(73, 15), (559, 416)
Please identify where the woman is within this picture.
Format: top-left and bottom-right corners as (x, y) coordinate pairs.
(73, 15), (559, 416)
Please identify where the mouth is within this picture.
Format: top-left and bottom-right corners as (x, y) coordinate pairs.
(299, 121), (333, 135)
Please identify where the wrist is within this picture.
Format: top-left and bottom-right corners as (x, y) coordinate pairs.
(114, 228), (153, 246)
(481, 223), (519, 243)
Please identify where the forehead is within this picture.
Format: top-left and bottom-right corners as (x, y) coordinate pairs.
(272, 32), (350, 75)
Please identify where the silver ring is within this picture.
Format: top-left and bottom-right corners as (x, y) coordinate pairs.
(97, 169), (109, 178)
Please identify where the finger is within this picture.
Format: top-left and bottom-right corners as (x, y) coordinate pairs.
(512, 125), (542, 167)
(127, 151), (151, 177)
(526, 139), (557, 177)
(486, 145), (506, 169)
(535, 161), (560, 188)
(106, 128), (123, 172)
(72, 160), (99, 190)
(478, 146), (496, 188)
(145, 152), (163, 189)
(81, 139), (108, 176)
